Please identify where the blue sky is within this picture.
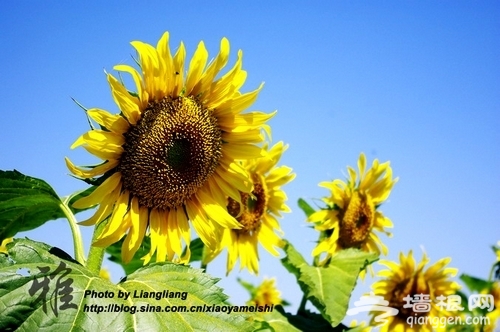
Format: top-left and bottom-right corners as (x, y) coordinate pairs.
(1, 1), (499, 326)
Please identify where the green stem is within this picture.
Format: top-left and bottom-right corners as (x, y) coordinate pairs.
(200, 244), (208, 271)
(59, 200), (86, 265)
(488, 262), (499, 282)
(297, 294), (308, 314)
(86, 220), (108, 275)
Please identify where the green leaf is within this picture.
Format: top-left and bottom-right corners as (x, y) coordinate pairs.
(460, 274), (492, 293)
(252, 307), (303, 332)
(187, 237), (204, 263)
(297, 198), (315, 218)
(281, 241), (377, 327)
(106, 237), (153, 276)
(1, 238), (253, 331)
(238, 278), (258, 298)
(0, 170), (66, 242)
(253, 306), (348, 332)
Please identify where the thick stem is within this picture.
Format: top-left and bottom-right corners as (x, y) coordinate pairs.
(297, 294), (308, 315)
(86, 220), (108, 275)
(59, 200), (86, 265)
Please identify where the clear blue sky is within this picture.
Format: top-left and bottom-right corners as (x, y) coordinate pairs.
(1, 1), (498, 326)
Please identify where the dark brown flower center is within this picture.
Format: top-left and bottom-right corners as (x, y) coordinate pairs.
(118, 96), (222, 209)
(338, 191), (375, 248)
(227, 174), (267, 235)
(389, 273), (431, 319)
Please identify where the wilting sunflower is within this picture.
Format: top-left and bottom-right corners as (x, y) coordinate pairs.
(370, 251), (460, 331)
(66, 32), (275, 263)
(204, 142), (294, 274)
(308, 153), (397, 264)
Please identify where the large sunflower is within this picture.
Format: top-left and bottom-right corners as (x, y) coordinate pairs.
(370, 251), (460, 331)
(308, 153), (397, 264)
(66, 32), (274, 263)
(205, 142), (295, 274)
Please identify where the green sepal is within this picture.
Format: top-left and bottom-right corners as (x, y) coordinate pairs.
(297, 198), (315, 218)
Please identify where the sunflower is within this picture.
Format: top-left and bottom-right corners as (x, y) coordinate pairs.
(249, 277), (283, 307)
(370, 251), (460, 331)
(308, 153), (397, 264)
(204, 142), (294, 274)
(66, 32), (275, 264)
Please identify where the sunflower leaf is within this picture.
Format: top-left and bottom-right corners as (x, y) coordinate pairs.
(297, 198), (315, 218)
(1, 238), (254, 331)
(459, 274), (492, 293)
(0, 170), (68, 242)
(253, 306), (348, 332)
(280, 241), (377, 327)
(186, 237), (204, 263)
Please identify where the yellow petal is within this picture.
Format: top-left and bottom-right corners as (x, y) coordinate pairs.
(83, 144), (123, 161)
(165, 209), (181, 257)
(172, 42), (186, 97)
(149, 208), (167, 262)
(223, 143), (264, 159)
(218, 111), (276, 132)
(93, 191), (131, 247)
(185, 198), (217, 251)
(65, 158), (118, 179)
(78, 183), (121, 226)
(130, 40), (160, 98)
(155, 32), (174, 96)
(121, 198), (147, 263)
(107, 74), (141, 125)
(87, 108), (130, 134)
(196, 189), (241, 229)
(113, 65), (146, 108)
(72, 172), (121, 209)
(71, 130), (124, 150)
(215, 84), (263, 117)
(185, 41), (208, 95)
(195, 37), (230, 98)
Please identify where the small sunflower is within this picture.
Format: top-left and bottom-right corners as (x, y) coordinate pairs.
(66, 32), (275, 263)
(205, 142), (294, 274)
(249, 277), (283, 307)
(308, 153), (397, 264)
(370, 251), (460, 331)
